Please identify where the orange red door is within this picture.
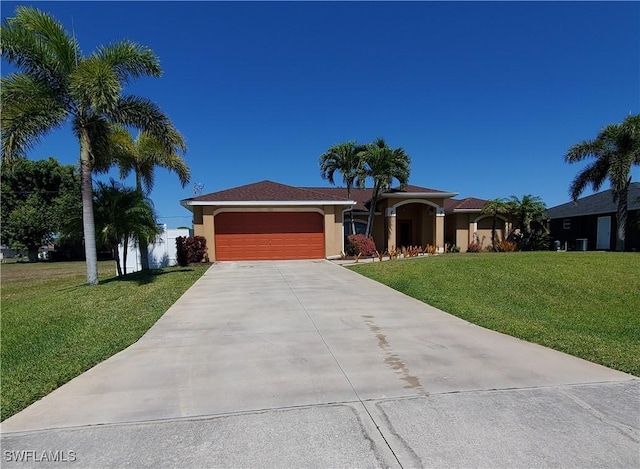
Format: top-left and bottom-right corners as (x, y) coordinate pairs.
(214, 212), (325, 260)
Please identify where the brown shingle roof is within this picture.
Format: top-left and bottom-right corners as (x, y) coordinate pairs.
(389, 184), (449, 194)
(444, 197), (488, 211)
(184, 180), (350, 203)
(184, 181), (456, 211)
(303, 187), (372, 210)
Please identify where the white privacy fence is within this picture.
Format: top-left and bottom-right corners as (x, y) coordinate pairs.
(117, 225), (190, 274)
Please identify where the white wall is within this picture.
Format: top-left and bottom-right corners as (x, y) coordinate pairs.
(117, 225), (190, 274)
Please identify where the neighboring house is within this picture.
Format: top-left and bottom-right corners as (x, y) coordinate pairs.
(0, 245), (27, 261)
(38, 244), (56, 260)
(548, 182), (640, 251)
(180, 180), (502, 261)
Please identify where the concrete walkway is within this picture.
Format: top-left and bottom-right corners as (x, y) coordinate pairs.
(2, 260), (638, 468)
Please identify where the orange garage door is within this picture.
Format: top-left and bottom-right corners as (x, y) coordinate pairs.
(215, 212), (325, 261)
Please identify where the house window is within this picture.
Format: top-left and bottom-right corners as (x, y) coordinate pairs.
(563, 219), (571, 230)
(344, 220), (367, 236)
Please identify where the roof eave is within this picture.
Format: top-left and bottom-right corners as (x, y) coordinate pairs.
(380, 192), (459, 199)
(181, 200), (356, 207)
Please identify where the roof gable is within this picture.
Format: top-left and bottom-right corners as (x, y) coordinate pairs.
(444, 197), (488, 211)
(184, 180), (349, 203)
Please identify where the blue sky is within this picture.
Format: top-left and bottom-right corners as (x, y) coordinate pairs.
(3, 1), (639, 227)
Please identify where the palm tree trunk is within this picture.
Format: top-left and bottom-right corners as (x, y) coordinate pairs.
(122, 237), (128, 275)
(112, 243), (122, 277)
(615, 183), (629, 252)
(346, 185), (356, 237)
(135, 171), (151, 271)
(365, 185), (379, 239)
(80, 130), (99, 285)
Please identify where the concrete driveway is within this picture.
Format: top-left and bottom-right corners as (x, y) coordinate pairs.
(2, 260), (638, 468)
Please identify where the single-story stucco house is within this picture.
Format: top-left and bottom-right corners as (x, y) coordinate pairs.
(548, 182), (640, 251)
(181, 180), (510, 261)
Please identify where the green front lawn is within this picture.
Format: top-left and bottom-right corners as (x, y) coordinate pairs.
(352, 252), (640, 376)
(1, 261), (209, 421)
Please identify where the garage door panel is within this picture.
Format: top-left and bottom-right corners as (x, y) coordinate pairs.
(215, 212), (325, 261)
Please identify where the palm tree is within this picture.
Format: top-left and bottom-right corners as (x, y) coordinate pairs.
(94, 179), (160, 277)
(359, 138), (411, 238)
(480, 198), (509, 251)
(565, 114), (640, 251)
(507, 194), (549, 251)
(319, 141), (366, 235)
(106, 125), (189, 270)
(1, 6), (183, 284)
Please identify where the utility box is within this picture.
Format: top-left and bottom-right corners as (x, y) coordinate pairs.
(576, 238), (588, 251)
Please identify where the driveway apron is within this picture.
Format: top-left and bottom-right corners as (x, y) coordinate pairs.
(2, 260), (638, 468)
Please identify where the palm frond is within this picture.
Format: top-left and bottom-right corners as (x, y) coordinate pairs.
(1, 6), (79, 86)
(69, 58), (121, 114)
(564, 139), (601, 163)
(93, 39), (161, 82)
(1, 74), (67, 163)
(569, 158), (609, 201)
(319, 140), (363, 189)
(107, 96), (178, 153)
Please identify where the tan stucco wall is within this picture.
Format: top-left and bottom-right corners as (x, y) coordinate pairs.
(323, 205), (344, 258)
(192, 206), (215, 260)
(445, 213), (473, 252)
(476, 215), (506, 249)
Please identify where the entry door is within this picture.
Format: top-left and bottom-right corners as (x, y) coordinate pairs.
(596, 216), (611, 250)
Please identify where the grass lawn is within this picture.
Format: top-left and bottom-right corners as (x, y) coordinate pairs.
(352, 251), (640, 377)
(1, 260), (209, 421)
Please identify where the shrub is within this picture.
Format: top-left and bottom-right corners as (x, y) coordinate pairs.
(176, 236), (208, 266)
(495, 239), (517, 252)
(466, 242), (482, 253)
(346, 234), (377, 257)
(448, 244), (460, 253)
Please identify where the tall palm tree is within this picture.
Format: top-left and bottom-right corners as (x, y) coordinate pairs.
(106, 125), (189, 270)
(319, 141), (366, 234)
(94, 179), (160, 277)
(1, 6), (183, 284)
(359, 138), (411, 238)
(480, 198), (509, 251)
(565, 114), (640, 251)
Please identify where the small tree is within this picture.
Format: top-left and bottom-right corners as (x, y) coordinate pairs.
(480, 198), (509, 251)
(94, 179), (160, 276)
(507, 195), (549, 251)
(106, 125), (189, 270)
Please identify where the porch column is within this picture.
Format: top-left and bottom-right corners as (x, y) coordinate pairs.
(386, 207), (396, 250)
(469, 219), (476, 245)
(436, 207), (445, 253)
